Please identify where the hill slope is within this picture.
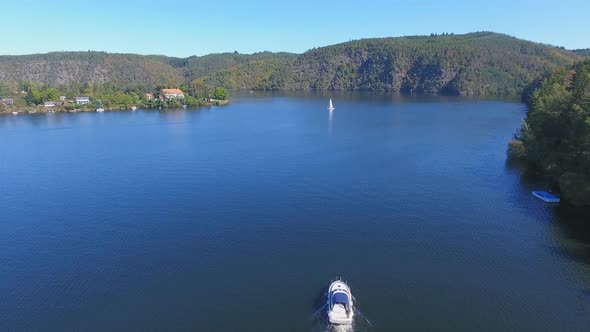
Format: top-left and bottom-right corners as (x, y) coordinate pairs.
(0, 32), (582, 95)
(573, 49), (590, 57)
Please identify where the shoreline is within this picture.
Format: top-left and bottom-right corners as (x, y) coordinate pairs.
(0, 99), (229, 115)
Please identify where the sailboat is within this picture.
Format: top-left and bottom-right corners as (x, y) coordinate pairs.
(328, 98), (335, 111)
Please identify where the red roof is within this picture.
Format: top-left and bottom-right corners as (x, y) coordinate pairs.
(162, 89), (183, 94)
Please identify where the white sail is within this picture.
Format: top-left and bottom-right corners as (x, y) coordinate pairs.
(328, 98), (335, 110)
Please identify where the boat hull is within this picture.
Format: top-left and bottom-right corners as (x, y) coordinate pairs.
(327, 280), (353, 325)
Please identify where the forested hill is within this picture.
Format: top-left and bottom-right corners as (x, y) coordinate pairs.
(0, 51), (296, 90)
(0, 32), (582, 95)
(573, 49), (590, 57)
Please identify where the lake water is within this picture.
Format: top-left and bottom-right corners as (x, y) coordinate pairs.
(1, 93), (590, 331)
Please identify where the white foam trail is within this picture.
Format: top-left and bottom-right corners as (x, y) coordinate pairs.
(330, 324), (354, 332)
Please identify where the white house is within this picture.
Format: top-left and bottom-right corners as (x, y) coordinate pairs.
(59, 95), (66, 101)
(75, 97), (90, 105)
(162, 89), (184, 99)
(44, 101), (56, 107)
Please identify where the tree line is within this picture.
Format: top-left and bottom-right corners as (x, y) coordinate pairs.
(0, 81), (229, 110)
(508, 60), (590, 206)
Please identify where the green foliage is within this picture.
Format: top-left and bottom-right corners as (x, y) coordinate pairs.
(0, 78), (226, 110)
(203, 32), (580, 94)
(44, 88), (60, 101)
(510, 60), (590, 206)
(507, 138), (526, 160)
(573, 49), (590, 57)
(213, 87), (229, 100)
(0, 82), (12, 97)
(0, 33), (582, 95)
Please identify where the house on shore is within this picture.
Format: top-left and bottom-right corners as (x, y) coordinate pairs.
(145, 93), (154, 100)
(162, 89), (184, 99)
(59, 96), (67, 101)
(44, 101), (56, 107)
(1, 98), (14, 105)
(75, 97), (90, 105)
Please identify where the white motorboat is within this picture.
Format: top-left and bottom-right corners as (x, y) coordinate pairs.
(327, 279), (353, 325)
(96, 99), (105, 112)
(328, 98), (335, 111)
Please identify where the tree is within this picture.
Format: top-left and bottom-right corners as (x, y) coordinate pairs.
(43, 88), (61, 101)
(21, 81), (43, 105)
(213, 87), (229, 100)
(0, 83), (12, 97)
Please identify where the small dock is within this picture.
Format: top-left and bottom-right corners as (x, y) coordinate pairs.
(532, 191), (560, 203)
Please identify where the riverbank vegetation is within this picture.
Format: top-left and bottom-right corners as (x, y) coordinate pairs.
(0, 82), (229, 113)
(508, 60), (590, 206)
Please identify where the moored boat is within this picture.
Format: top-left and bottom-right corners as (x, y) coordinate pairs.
(96, 100), (105, 112)
(327, 278), (353, 325)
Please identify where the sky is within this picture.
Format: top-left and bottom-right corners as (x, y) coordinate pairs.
(1, 0), (589, 57)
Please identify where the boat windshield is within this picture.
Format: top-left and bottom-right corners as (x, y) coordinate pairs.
(331, 292), (351, 312)
(332, 292), (349, 305)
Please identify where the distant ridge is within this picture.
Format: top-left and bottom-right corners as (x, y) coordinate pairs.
(573, 49), (590, 57)
(0, 32), (583, 95)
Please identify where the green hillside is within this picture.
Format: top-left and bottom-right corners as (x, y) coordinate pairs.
(573, 49), (590, 57)
(0, 32), (582, 95)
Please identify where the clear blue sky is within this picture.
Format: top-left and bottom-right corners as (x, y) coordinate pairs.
(2, 0), (589, 57)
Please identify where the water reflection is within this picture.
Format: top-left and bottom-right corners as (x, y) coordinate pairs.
(507, 159), (590, 299)
(328, 109), (334, 135)
(553, 206), (590, 264)
(509, 160), (590, 257)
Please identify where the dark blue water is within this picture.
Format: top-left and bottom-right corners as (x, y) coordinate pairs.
(1, 93), (589, 331)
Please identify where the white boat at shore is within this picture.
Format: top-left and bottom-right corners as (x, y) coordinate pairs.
(328, 98), (335, 111)
(12, 111), (18, 115)
(96, 99), (105, 112)
(327, 278), (353, 325)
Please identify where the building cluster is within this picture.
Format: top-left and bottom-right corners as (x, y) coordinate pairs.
(2, 88), (186, 110)
(146, 89), (185, 101)
(43, 88), (185, 107)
